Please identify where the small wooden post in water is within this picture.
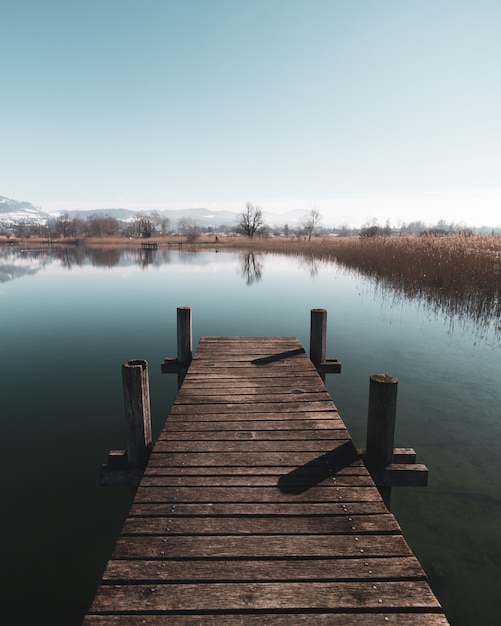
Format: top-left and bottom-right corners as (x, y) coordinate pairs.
(122, 359), (152, 467)
(161, 306), (194, 387)
(366, 373), (398, 507)
(310, 308), (327, 381)
(177, 306), (192, 387)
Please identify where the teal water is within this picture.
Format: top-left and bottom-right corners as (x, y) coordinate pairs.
(1, 246), (500, 625)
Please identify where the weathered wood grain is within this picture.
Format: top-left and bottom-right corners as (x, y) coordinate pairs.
(110, 533), (413, 560)
(120, 513), (401, 535)
(166, 408), (341, 420)
(132, 485), (383, 503)
(84, 614), (450, 626)
(147, 450), (365, 466)
(100, 555), (424, 583)
(88, 580), (441, 611)
(143, 464), (368, 476)
(86, 336), (448, 623)
(157, 425), (349, 438)
(127, 501), (389, 517)
(138, 474), (375, 487)
(152, 439), (351, 453)
(161, 417), (343, 430)
(168, 400), (336, 413)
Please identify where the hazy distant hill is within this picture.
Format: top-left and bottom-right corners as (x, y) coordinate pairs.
(0, 195), (317, 228)
(0, 196), (52, 222)
(0, 196), (41, 214)
(65, 207), (242, 227)
(67, 207), (305, 228)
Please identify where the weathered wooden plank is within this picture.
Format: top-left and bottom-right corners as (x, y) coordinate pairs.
(177, 376), (326, 388)
(143, 464), (367, 476)
(158, 422), (349, 438)
(152, 438), (351, 453)
(190, 357), (309, 367)
(166, 408), (341, 420)
(128, 501), (389, 517)
(145, 450), (364, 467)
(100, 555), (425, 582)
(161, 417), (344, 430)
(167, 401), (337, 414)
(120, 513), (401, 536)
(84, 614), (450, 625)
(173, 392), (332, 404)
(193, 344), (307, 358)
(177, 373), (320, 387)
(111, 534), (412, 559)
(133, 485), (383, 503)
(183, 370), (323, 382)
(139, 474), (375, 487)
(88, 580), (440, 612)
(186, 371), (323, 381)
(370, 464), (429, 487)
(188, 365), (317, 374)
(194, 335), (298, 345)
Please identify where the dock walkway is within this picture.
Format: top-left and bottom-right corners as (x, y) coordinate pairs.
(85, 336), (449, 624)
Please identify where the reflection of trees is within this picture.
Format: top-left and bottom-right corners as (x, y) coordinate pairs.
(129, 247), (164, 269)
(0, 245), (171, 278)
(299, 253), (320, 277)
(53, 246), (86, 269)
(87, 248), (122, 267)
(241, 252), (263, 285)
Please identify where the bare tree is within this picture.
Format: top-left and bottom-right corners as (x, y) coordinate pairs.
(302, 208), (321, 241)
(237, 203), (265, 238)
(132, 214), (156, 238)
(53, 211), (73, 238)
(150, 210), (170, 236)
(178, 217), (201, 242)
(86, 214), (120, 237)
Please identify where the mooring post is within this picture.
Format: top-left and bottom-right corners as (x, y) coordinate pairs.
(366, 373), (398, 507)
(122, 359), (152, 467)
(310, 308), (327, 381)
(177, 306), (192, 387)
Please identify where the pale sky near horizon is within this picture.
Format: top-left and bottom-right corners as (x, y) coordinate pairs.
(1, 0), (500, 227)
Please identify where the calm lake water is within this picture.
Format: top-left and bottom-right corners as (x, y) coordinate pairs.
(1, 245), (500, 625)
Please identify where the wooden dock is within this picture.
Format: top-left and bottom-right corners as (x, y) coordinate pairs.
(85, 336), (449, 624)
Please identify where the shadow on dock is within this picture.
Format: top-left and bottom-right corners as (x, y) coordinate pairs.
(278, 441), (360, 495)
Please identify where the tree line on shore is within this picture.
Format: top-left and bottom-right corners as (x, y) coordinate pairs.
(1, 203), (497, 242)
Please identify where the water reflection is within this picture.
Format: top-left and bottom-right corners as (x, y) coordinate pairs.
(0, 247), (49, 281)
(240, 252), (263, 285)
(300, 253), (320, 277)
(2, 244), (500, 342)
(0, 245), (174, 277)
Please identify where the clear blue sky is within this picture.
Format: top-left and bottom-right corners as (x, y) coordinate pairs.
(1, 0), (500, 226)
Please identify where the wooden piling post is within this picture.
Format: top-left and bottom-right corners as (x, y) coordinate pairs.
(310, 308), (327, 381)
(122, 359), (152, 467)
(366, 373), (398, 507)
(177, 306), (192, 386)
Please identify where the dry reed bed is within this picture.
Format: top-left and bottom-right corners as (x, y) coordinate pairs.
(233, 235), (501, 333)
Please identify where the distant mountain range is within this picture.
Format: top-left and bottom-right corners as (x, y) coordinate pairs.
(0, 196), (53, 222)
(0, 195), (316, 228)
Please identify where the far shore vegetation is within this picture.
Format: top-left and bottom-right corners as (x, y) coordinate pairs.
(2, 207), (500, 335)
